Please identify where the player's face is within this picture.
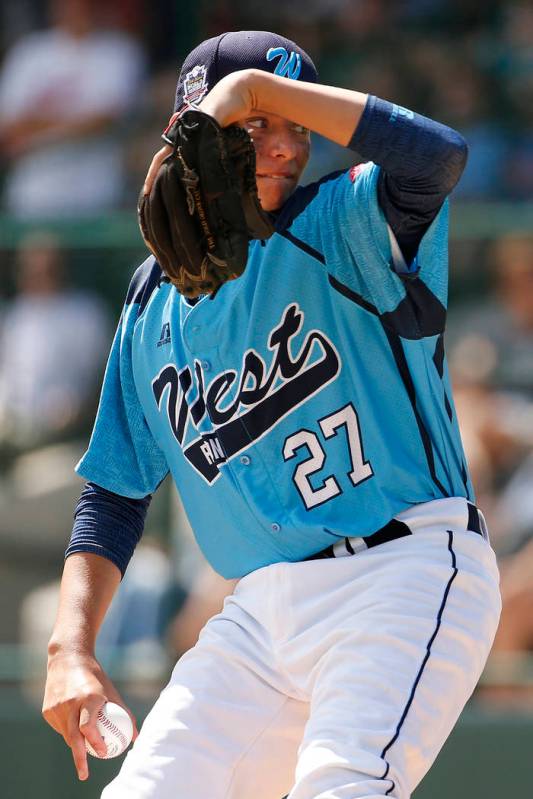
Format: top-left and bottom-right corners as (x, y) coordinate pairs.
(238, 112), (310, 212)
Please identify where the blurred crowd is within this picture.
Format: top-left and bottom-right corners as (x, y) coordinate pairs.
(1, 0), (533, 211)
(0, 0), (532, 703)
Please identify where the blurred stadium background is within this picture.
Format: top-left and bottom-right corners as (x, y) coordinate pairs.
(1, 0), (532, 796)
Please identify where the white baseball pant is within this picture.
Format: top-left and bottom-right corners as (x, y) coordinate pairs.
(101, 497), (501, 799)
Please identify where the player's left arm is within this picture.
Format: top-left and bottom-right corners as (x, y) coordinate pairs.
(348, 94), (467, 265)
(196, 71), (466, 263)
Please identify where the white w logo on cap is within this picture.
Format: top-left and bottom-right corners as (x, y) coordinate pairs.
(266, 47), (302, 79)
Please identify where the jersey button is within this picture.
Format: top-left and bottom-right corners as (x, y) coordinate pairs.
(201, 359), (211, 371)
(271, 522), (281, 533)
(240, 455), (251, 465)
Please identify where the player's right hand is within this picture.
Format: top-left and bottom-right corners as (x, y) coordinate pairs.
(142, 143), (172, 197)
(42, 650), (138, 780)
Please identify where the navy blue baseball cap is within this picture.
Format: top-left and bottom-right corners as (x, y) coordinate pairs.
(174, 30), (318, 112)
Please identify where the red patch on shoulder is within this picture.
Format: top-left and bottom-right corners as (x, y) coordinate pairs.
(349, 164), (365, 183)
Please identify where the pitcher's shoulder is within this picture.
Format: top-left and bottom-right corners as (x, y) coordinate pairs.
(125, 256), (167, 314)
(275, 169), (350, 230)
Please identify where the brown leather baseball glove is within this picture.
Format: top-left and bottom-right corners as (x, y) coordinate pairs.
(138, 109), (275, 298)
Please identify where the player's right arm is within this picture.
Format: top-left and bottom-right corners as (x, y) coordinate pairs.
(42, 259), (169, 778)
(43, 552), (133, 780)
(43, 481), (152, 778)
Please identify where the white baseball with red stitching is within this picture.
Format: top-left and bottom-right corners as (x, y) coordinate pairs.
(86, 702), (133, 759)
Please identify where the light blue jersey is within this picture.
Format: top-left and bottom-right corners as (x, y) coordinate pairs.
(77, 163), (473, 577)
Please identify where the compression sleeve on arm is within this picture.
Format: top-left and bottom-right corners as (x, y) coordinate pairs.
(65, 481), (152, 577)
(348, 94), (468, 264)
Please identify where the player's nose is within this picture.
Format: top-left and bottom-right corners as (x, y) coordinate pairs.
(266, 130), (300, 159)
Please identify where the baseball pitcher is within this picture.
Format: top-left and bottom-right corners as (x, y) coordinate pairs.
(43, 30), (501, 799)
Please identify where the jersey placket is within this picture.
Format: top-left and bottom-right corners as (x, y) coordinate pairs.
(180, 296), (289, 541)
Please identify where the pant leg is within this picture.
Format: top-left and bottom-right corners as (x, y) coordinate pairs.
(281, 529), (501, 799)
(102, 593), (308, 799)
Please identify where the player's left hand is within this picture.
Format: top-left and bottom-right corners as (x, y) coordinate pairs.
(196, 70), (256, 128)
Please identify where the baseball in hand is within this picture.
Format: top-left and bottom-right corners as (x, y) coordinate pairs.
(86, 702), (134, 759)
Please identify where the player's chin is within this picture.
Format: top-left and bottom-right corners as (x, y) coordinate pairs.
(256, 177), (297, 212)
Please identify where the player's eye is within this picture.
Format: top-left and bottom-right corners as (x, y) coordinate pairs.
(291, 123), (309, 135)
(246, 118), (267, 130)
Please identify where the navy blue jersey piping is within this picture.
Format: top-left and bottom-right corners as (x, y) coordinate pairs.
(380, 324), (449, 497)
(273, 170), (345, 231)
(277, 233), (452, 498)
(380, 530), (458, 795)
(278, 229), (326, 264)
(125, 256), (164, 315)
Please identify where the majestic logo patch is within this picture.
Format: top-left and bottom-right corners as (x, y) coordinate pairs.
(389, 104), (414, 123)
(266, 47), (302, 79)
(183, 64), (208, 105)
(152, 303), (341, 483)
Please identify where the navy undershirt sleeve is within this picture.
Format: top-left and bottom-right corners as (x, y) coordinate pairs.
(66, 482), (152, 577)
(348, 94), (468, 265)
